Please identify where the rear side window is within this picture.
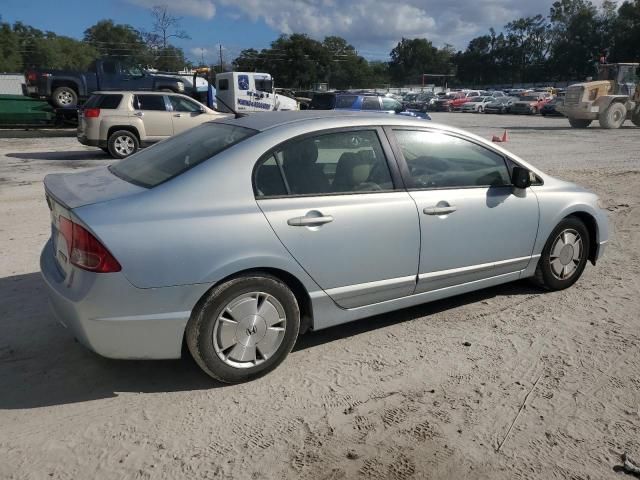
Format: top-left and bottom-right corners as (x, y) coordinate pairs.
(110, 123), (256, 188)
(254, 130), (393, 197)
(218, 79), (229, 90)
(393, 130), (511, 189)
(134, 94), (167, 111)
(84, 94), (123, 109)
(361, 96), (381, 110)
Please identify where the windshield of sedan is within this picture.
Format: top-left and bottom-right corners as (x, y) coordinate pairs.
(110, 123), (256, 188)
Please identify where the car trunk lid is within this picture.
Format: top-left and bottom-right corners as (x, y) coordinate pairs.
(44, 167), (146, 277)
(44, 166), (145, 210)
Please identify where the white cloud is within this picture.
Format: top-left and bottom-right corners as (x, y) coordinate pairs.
(216, 0), (563, 52)
(127, 0), (216, 19)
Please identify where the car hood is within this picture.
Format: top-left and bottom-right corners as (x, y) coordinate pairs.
(44, 166), (146, 210)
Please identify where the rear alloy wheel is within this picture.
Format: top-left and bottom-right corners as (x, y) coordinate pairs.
(107, 130), (139, 159)
(51, 86), (78, 108)
(186, 274), (300, 383)
(599, 102), (627, 129)
(531, 217), (590, 291)
(568, 118), (592, 128)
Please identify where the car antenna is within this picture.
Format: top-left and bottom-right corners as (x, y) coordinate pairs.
(215, 95), (246, 119)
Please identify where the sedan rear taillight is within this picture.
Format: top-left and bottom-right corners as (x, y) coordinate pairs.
(58, 216), (121, 273)
(84, 108), (100, 118)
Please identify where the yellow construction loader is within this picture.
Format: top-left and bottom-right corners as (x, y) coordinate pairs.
(559, 63), (640, 129)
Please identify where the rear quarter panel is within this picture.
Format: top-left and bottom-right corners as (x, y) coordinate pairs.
(72, 134), (323, 294)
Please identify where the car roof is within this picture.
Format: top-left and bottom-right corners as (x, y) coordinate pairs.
(218, 110), (439, 132)
(91, 91), (176, 96)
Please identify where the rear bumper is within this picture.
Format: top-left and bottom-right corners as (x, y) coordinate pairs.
(77, 135), (106, 148)
(40, 239), (207, 359)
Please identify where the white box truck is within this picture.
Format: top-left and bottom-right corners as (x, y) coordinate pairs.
(215, 72), (298, 112)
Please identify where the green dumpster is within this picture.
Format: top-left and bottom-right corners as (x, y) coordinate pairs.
(0, 94), (54, 126)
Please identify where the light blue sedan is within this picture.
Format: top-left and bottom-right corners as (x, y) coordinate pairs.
(40, 111), (608, 383)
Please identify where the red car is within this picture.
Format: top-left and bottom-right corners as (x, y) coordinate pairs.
(433, 93), (467, 112)
(511, 93), (553, 115)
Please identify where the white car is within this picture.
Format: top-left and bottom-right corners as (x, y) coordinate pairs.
(461, 96), (494, 113)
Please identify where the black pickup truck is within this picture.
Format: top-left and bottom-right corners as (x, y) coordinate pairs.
(25, 59), (186, 108)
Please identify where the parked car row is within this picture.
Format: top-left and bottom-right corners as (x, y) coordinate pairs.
(401, 90), (563, 116)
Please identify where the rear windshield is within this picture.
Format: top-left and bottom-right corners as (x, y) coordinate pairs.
(310, 93), (336, 110)
(110, 123), (256, 188)
(335, 95), (358, 108)
(84, 94), (123, 109)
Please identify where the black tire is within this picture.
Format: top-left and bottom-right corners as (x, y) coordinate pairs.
(631, 110), (640, 127)
(107, 130), (139, 159)
(51, 86), (78, 108)
(447, 105), (453, 112)
(568, 118), (592, 128)
(599, 102), (626, 129)
(531, 217), (590, 291)
(186, 273), (300, 383)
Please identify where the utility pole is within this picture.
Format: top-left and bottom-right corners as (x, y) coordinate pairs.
(219, 44), (224, 73)
(200, 48), (204, 66)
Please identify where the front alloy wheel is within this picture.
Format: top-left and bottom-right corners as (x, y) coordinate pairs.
(548, 229), (583, 281)
(531, 217), (590, 291)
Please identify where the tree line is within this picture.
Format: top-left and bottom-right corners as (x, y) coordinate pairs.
(0, 0), (639, 88)
(0, 6), (190, 73)
(235, 0), (640, 88)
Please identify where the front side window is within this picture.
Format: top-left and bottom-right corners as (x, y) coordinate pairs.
(134, 94), (167, 111)
(111, 123), (256, 188)
(361, 96), (381, 110)
(393, 130), (511, 189)
(169, 96), (202, 112)
(218, 79), (229, 91)
(254, 130), (393, 197)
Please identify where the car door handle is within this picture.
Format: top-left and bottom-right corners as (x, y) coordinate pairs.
(173, 113), (183, 117)
(287, 215), (334, 226)
(423, 205), (457, 215)
(133, 111), (144, 117)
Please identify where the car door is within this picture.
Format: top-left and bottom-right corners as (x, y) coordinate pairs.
(168, 95), (208, 134)
(387, 128), (539, 293)
(133, 94), (173, 141)
(255, 128), (420, 308)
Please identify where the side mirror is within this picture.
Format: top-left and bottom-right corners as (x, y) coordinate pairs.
(512, 166), (532, 189)
(199, 106), (206, 113)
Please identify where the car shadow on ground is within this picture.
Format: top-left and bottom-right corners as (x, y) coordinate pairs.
(0, 271), (541, 409)
(504, 125), (638, 131)
(0, 129), (76, 139)
(6, 150), (108, 161)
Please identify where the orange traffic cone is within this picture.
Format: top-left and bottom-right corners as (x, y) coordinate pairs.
(491, 130), (509, 143)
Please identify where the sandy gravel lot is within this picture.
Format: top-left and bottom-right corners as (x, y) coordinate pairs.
(0, 114), (638, 480)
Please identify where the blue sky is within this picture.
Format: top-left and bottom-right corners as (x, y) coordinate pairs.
(1, 0), (579, 63)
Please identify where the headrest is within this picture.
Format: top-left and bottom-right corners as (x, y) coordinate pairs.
(282, 139), (318, 167)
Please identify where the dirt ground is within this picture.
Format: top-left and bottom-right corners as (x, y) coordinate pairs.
(0, 114), (638, 480)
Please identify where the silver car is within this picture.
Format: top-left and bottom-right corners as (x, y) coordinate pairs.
(40, 111), (608, 383)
